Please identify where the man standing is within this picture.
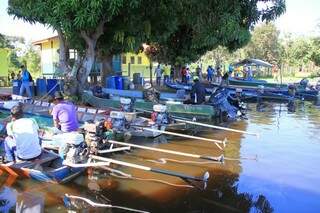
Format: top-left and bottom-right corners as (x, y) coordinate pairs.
(190, 76), (206, 104)
(19, 65), (32, 97)
(154, 64), (163, 86)
(50, 91), (79, 133)
(163, 64), (170, 84)
(4, 104), (42, 162)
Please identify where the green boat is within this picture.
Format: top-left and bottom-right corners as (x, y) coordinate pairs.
(228, 77), (288, 89)
(82, 90), (218, 121)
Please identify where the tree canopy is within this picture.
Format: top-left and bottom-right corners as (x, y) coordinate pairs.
(8, 0), (286, 93)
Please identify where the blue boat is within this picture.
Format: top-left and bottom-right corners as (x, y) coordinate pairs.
(0, 150), (85, 184)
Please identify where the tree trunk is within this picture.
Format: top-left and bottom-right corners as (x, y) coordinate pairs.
(57, 28), (70, 74)
(100, 54), (113, 86)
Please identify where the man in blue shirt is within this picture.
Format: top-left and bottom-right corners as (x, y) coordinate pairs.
(19, 65), (32, 97)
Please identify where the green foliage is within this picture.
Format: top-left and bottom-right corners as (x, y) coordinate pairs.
(146, 0), (285, 66)
(244, 23), (281, 63)
(310, 37), (320, 66)
(21, 45), (41, 78)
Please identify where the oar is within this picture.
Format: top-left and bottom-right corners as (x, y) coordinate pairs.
(106, 139), (224, 163)
(174, 118), (259, 137)
(64, 194), (150, 213)
(90, 155), (210, 190)
(139, 127), (227, 150)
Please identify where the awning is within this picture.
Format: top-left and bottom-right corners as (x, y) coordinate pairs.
(232, 59), (273, 68)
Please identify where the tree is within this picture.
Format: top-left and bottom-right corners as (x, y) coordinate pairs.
(8, 0), (285, 95)
(243, 23), (281, 64)
(145, 1), (285, 70)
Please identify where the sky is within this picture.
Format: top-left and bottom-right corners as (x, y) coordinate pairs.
(0, 0), (319, 42)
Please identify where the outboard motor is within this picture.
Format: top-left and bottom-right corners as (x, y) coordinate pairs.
(209, 88), (238, 119)
(300, 78), (309, 89)
(120, 97), (134, 112)
(151, 104), (171, 125)
(83, 120), (109, 154)
(62, 132), (87, 164)
(288, 84), (296, 97)
(110, 111), (126, 132)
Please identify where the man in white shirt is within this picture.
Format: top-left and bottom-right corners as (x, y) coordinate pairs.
(4, 104), (42, 162)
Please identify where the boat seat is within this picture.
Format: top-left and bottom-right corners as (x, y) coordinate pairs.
(12, 151), (60, 169)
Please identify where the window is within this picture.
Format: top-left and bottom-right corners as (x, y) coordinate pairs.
(122, 56), (127, 64)
(130, 56), (135, 64)
(138, 56), (142, 64)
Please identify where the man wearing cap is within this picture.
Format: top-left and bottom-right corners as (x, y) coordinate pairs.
(3, 104), (42, 162)
(50, 91), (78, 133)
(190, 76), (206, 104)
(143, 83), (160, 103)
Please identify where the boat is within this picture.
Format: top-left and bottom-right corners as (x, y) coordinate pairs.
(165, 81), (295, 102)
(82, 90), (218, 121)
(0, 150), (85, 184)
(165, 80), (318, 102)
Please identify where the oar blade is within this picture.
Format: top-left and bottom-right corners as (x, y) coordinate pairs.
(181, 171), (210, 191)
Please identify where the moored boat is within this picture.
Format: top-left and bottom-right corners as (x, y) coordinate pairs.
(0, 150), (85, 184)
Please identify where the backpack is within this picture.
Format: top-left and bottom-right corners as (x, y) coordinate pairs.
(28, 72), (33, 82)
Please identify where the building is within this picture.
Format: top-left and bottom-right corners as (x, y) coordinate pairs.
(32, 36), (154, 79)
(0, 48), (9, 85)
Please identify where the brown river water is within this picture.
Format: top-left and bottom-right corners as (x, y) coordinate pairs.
(0, 102), (320, 212)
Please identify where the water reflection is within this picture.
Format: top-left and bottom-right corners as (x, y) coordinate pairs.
(0, 102), (319, 212)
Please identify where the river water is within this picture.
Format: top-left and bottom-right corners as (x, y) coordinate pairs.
(0, 102), (320, 212)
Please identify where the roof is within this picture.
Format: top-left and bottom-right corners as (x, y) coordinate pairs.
(32, 35), (59, 45)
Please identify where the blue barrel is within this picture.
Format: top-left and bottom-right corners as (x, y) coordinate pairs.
(47, 79), (59, 96)
(115, 76), (123, 90)
(106, 76), (116, 89)
(12, 80), (21, 95)
(36, 78), (47, 96)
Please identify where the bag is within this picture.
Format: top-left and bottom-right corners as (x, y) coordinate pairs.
(28, 72), (33, 82)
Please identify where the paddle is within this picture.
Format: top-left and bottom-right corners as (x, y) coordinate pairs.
(105, 139), (224, 163)
(174, 118), (260, 137)
(64, 194), (149, 213)
(89, 155), (210, 190)
(138, 127), (227, 150)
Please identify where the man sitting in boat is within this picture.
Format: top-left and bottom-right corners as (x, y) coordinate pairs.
(50, 91), (79, 133)
(3, 104), (42, 163)
(143, 83), (160, 103)
(186, 76), (206, 104)
(91, 82), (109, 99)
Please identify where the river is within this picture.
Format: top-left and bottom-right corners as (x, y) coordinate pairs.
(0, 102), (320, 212)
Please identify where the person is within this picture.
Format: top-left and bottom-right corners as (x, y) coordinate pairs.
(221, 71), (231, 86)
(272, 64), (279, 82)
(216, 66), (222, 84)
(19, 65), (32, 97)
(154, 64), (162, 86)
(190, 76), (206, 104)
(143, 83), (160, 103)
(181, 66), (187, 83)
(163, 64), (170, 84)
(170, 66), (175, 82)
(186, 67), (191, 83)
(207, 66), (213, 82)
(247, 66), (253, 80)
(3, 104), (42, 162)
(196, 65), (202, 81)
(91, 82), (108, 98)
(10, 72), (15, 81)
(50, 91), (79, 133)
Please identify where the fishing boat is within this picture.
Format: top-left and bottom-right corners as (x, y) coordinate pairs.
(82, 90), (218, 121)
(0, 150), (85, 184)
